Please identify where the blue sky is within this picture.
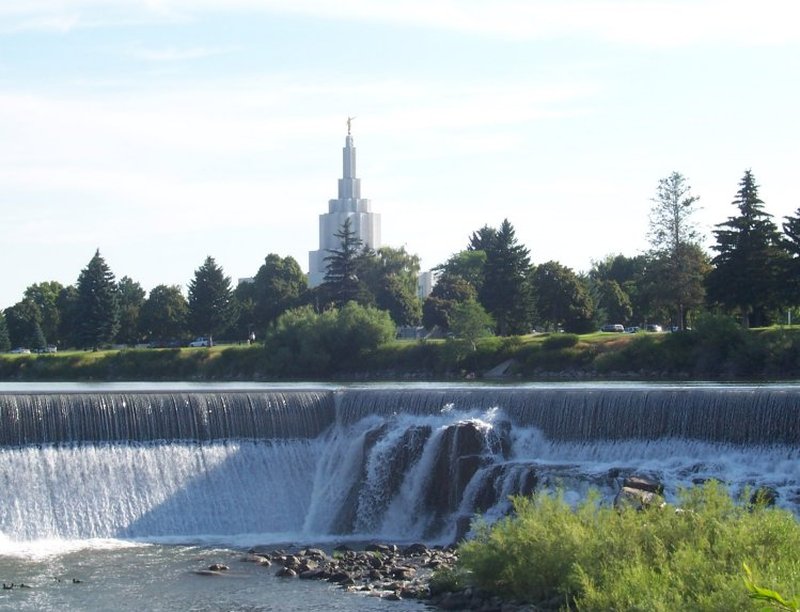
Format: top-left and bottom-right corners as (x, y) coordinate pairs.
(1, 1), (798, 309)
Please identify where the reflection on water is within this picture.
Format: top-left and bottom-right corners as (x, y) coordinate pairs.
(0, 543), (422, 612)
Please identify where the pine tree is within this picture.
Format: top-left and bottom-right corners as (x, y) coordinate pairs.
(706, 170), (783, 327)
(76, 249), (120, 349)
(321, 218), (367, 308)
(647, 172), (706, 329)
(479, 219), (534, 336)
(188, 256), (234, 340)
(780, 207), (800, 308)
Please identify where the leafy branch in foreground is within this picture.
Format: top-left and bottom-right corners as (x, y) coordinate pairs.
(744, 563), (800, 612)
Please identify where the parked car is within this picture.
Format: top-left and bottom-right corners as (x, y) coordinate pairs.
(646, 324), (663, 333)
(188, 337), (212, 347)
(9, 347), (31, 354)
(625, 326), (641, 334)
(601, 324), (625, 333)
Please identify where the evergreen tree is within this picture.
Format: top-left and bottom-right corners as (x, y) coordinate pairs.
(468, 225), (498, 252)
(321, 218), (368, 308)
(646, 243), (710, 329)
(479, 219), (534, 336)
(76, 249), (120, 349)
(706, 170), (783, 327)
(140, 284), (189, 343)
(0, 310), (10, 352)
(780, 207), (800, 308)
(116, 276), (146, 345)
(647, 172), (706, 329)
(187, 256), (234, 340)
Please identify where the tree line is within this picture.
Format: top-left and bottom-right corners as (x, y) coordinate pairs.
(0, 234), (421, 351)
(1, 168), (798, 353)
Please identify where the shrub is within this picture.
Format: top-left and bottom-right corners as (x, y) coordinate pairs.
(263, 302), (396, 376)
(542, 333), (579, 350)
(457, 482), (800, 610)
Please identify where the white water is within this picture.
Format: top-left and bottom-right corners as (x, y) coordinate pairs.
(2, 384), (800, 610)
(3, 405), (798, 547)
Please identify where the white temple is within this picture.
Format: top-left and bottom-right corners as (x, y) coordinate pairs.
(308, 120), (381, 287)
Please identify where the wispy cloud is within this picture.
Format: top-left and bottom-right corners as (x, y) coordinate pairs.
(128, 44), (241, 62)
(2, 0), (798, 46)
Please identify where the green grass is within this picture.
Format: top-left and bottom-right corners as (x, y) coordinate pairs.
(454, 482), (800, 611)
(6, 324), (800, 380)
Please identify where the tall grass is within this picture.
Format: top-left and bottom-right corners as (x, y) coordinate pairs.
(457, 482), (800, 611)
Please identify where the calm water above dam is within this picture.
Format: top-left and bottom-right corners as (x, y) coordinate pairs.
(1, 381), (798, 610)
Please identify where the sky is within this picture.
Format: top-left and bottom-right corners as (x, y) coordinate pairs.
(1, 0), (799, 309)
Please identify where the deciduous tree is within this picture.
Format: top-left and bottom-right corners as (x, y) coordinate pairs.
(56, 285), (79, 349)
(422, 274), (478, 331)
(4, 299), (45, 350)
(589, 254), (653, 325)
(23, 281), (63, 345)
(116, 276), (146, 345)
(252, 254), (308, 327)
(531, 261), (595, 334)
(449, 299), (495, 350)
(359, 246), (422, 326)
(0, 311), (9, 352)
(140, 284), (189, 343)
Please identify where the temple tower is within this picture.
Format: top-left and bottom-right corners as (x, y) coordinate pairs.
(308, 121), (381, 287)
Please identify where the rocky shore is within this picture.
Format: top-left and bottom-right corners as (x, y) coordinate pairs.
(196, 542), (538, 611)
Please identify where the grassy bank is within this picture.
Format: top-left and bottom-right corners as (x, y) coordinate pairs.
(443, 482), (800, 611)
(3, 323), (800, 381)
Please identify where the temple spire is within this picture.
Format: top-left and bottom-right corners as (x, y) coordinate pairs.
(307, 122), (381, 287)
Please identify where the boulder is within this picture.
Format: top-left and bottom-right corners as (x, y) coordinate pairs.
(623, 475), (664, 495)
(402, 543), (428, 556)
(750, 486), (778, 506)
(615, 486), (658, 510)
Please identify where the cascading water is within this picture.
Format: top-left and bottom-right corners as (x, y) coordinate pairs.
(2, 385), (799, 547)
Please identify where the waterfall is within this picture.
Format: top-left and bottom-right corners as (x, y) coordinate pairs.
(0, 391), (334, 444)
(1, 385), (799, 544)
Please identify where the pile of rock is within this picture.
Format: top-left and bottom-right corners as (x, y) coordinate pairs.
(242, 542), (456, 601)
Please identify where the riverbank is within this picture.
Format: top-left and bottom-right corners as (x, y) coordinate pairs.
(2, 322), (800, 382)
(234, 542), (537, 611)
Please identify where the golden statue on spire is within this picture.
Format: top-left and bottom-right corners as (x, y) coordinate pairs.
(347, 116), (356, 135)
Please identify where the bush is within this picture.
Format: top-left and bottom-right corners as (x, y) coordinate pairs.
(542, 333), (579, 350)
(263, 302), (396, 376)
(457, 482), (800, 610)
